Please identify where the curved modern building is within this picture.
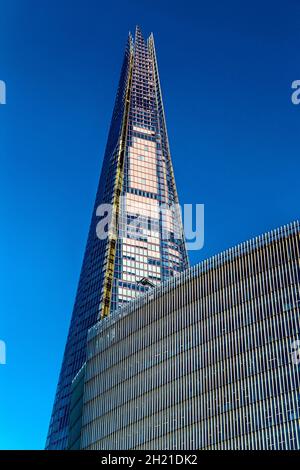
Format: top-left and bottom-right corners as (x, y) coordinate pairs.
(75, 221), (300, 450)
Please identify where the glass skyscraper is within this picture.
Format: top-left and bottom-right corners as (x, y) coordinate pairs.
(77, 221), (300, 450)
(46, 27), (188, 449)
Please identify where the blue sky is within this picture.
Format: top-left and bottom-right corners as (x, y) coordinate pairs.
(0, 0), (299, 449)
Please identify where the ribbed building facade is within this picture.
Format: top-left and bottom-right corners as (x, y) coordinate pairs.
(46, 26), (188, 449)
(79, 221), (300, 450)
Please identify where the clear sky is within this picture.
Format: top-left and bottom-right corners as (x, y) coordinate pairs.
(0, 0), (299, 449)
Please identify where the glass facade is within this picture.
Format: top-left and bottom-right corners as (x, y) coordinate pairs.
(80, 221), (300, 450)
(46, 27), (188, 449)
(68, 365), (86, 450)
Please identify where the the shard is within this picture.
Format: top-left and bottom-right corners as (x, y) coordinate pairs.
(46, 26), (188, 449)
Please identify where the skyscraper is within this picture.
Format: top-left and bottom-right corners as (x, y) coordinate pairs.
(46, 27), (188, 449)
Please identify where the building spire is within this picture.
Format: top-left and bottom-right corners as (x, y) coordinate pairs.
(46, 27), (188, 450)
(134, 25), (146, 47)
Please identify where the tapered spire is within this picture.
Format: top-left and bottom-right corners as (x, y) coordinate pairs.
(46, 27), (188, 450)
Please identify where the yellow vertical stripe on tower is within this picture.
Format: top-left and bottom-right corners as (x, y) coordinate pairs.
(100, 43), (134, 319)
